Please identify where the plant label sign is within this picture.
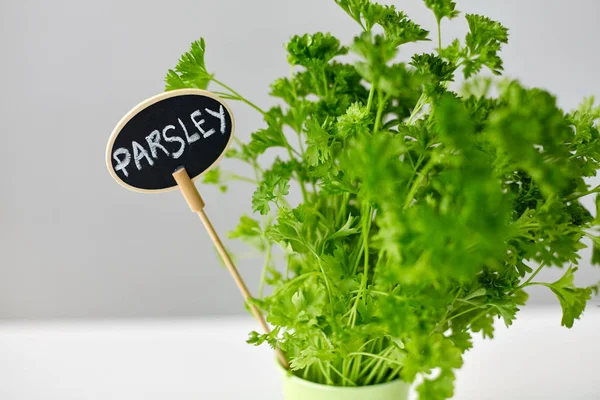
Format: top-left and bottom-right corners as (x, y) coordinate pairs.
(106, 89), (234, 193)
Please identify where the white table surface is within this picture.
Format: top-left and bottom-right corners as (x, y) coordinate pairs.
(0, 308), (598, 400)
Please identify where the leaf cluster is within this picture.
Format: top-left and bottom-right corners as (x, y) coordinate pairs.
(166, 1), (599, 398)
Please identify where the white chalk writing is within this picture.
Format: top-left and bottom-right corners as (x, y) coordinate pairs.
(113, 148), (131, 177)
(162, 125), (185, 159)
(132, 140), (154, 170)
(113, 105), (228, 177)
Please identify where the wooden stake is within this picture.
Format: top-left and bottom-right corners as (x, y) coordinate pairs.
(172, 167), (288, 368)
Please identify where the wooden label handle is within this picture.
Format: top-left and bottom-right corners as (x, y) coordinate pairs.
(172, 167), (289, 368)
(173, 168), (205, 212)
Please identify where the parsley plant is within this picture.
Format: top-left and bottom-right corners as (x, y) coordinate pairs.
(166, 1), (600, 398)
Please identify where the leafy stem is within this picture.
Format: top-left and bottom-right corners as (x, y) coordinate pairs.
(349, 203), (374, 327)
(212, 77), (266, 115)
(515, 262), (546, 292)
(373, 90), (389, 133)
(348, 352), (403, 367)
(366, 84), (376, 111)
(258, 245), (272, 298)
(404, 156), (436, 209)
(407, 93), (427, 125)
(565, 184), (600, 201)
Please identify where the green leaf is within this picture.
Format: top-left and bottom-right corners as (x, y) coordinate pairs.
(463, 14), (509, 78)
(202, 168), (228, 193)
(417, 370), (456, 400)
(464, 288), (486, 301)
(252, 159), (293, 215)
(291, 290), (306, 310)
(248, 126), (287, 156)
(434, 92), (475, 150)
(471, 313), (495, 339)
(229, 215), (262, 239)
(164, 70), (187, 91)
(335, 102), (372, 138)
(402, 333), (463, 382)
(304, 117), (334, 167)
(543, 267), (592, 328)
(335, 0), (389, 31)
(247, 329), (279, 349)
(411, 53), (456, 83)
(351, 33), (398, 84)
(489, 300), (518, 327)
(327, 214), (360, 241)
(448, 330), (473, 352)
(286, 33), (347, 67)
(486, 82), (576, 196)
(423, 0), (460, 23)
(165, 38), (211, 90)
(378, 6), (430, 47)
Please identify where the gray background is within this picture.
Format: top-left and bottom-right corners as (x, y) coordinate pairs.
(1, 0), (599, 319)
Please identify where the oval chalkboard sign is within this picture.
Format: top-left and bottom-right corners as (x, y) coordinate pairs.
(106, 89), (234, 193)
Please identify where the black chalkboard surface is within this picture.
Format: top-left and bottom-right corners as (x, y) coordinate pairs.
(106, 89), (234, 192)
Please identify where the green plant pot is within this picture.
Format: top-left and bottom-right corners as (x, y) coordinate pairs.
(279, 365), (411, 400)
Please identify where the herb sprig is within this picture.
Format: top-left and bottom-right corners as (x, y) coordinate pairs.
(166, 0), (599, 398)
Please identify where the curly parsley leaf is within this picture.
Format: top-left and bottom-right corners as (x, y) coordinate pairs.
(286, 33), (348, 67)
(378, 6), (430, 47)
(441, 14), (509, 78)
(165, 38), (212, 90)
(541, 267), (592, 328)
(423, 0), (459, 24)
(252, 159), (293, 215)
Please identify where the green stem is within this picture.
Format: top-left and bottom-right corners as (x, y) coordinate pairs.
(297, 132), (306, 155)
(212, 78), (265, 115)
(349, 204), (374, 327)
(565, 184), (600, 200)
(348, 352), (403, 367)
(364, 357), (385, 385)
(258, 247), (272, 298)
(363, 345), (394, 386)
(351, 239), (365, 276)
(270, 271), (320, 297)
(515, 262), (546, 291)
(322, 68), (329, 97)
(211, 91), (240, 101)
(455, 298), (482, 307)
(445, 306), (482, 324)
(437, 18), (442, 52)
(303, 364), (310, 380)
(328, 364), (357, 386)
(404, 157), (436, 209)
(386, 364), (403, 382)
(278, 131), (309, 203)
(350, 354), (362, 384)
(373, 91), (388, 133)
(375, 360), (390, 384)
(229, 174), (258, 184)
(466, 309), (489, 328)
(310, 249), (336, 320)
(341, 359), (349, 385)
(336, 192), (350, 226)
(317, 360), (333, 385)
(366, 84), (376, 111)
(407, 93), (427, 125)
(526, 281), (551, 287)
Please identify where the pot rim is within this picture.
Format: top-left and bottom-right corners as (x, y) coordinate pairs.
(276, 360), (408, 391)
